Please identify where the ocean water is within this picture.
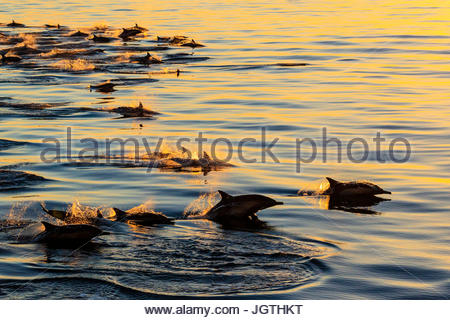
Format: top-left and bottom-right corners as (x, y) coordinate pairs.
(0, 0), (449, 299)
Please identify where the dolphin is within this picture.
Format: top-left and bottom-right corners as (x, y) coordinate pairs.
(181, 39), (205, 48)
(40, 203), (105, 225)
(168, 35), (189, 45)
(112, 207), (173, 226)
(119, 27), (142, 39)
(68, 30), (88, 37)
(0, 53), (21, 64)
(90, 34), (114, 43)
(45, 24), (61, 29)
(33, 221), (103, 246)
(40, 203), (68, 220)
(110, 102), (160, 118)
(322, 177), (391, 197)
(7, 20), (25, 28)
(90, 80), (116, 93)
(136, 52), (163, 65)
(192, 190), (283, 229)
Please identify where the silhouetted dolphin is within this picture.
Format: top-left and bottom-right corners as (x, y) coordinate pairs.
(181, 39), (205, 48)
(45, 24), (61, 29)
(90, 80), (116, 92)
(91, 34), (114, 43)
(41, 203), (104, 224)
(193, 190), (283, 229)
(168, 35), (188, 45)
(136, 52), (162, 65)
(119, 27), (142, 39)
(69, 30), (88, 37)
(33, 221), (103, 246)
(112, 207), (173, 226)
(323, 177), (391, 197)
(41, 203), (68, 220)
(110, 102), (160, 118)
(0, 53), (21, 63)
(7, 20), (25, 28)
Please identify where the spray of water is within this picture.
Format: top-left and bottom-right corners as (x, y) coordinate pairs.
(50, 58), (95, 71)
(183, 191), (219, 217)
(297, 178), (330, 196)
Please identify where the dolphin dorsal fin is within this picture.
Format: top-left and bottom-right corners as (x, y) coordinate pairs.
(203, 151), (211, 160)
(41, 221), (57, 231)
(112, 207), (127, 219)
(326, 177), (339, 187)
(180, 146), (189, 154)
(217, 190), (233, 203)
(96, 209), (103, 218)
(40, 203), (50, 214)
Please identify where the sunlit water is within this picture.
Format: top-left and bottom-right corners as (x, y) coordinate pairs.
(0, 0), (449, 299)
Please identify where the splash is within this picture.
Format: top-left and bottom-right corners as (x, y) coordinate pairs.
(91, 23), (109, 31)
(16, 33), (37, 47)
(40, 48), (85, 58)
(297, 178), (330, 196)
(5, 201), (33, 223)
(67, 199), (103, 222)
(183, 191), (219, 217)
(114, 52), (133, 63)
(148, 67), (180, 75)
(126, 199), (155, 214)
(0, 202), (41, 239)
(50, 59), (95, 71)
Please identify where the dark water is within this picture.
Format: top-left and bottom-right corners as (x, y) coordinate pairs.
(0, 0), (449, 299)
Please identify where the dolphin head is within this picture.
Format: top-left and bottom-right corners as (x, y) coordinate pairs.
(371, 184), (391, 195)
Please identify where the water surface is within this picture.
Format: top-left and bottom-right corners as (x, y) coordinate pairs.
(0, 0), (449, 299)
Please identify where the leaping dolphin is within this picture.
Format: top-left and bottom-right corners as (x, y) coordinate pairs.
(40, 203), (104, 224)
(322, 177), (391, 197)
(192, 190), (283, 229)
(112, 207), (174, 226)
(119, 27), (142, 39)
(33, 221), (103, 246)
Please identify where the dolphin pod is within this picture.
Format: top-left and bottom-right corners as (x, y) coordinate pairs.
(24, 175), (391, 247)
(35, 190), (283, 246)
